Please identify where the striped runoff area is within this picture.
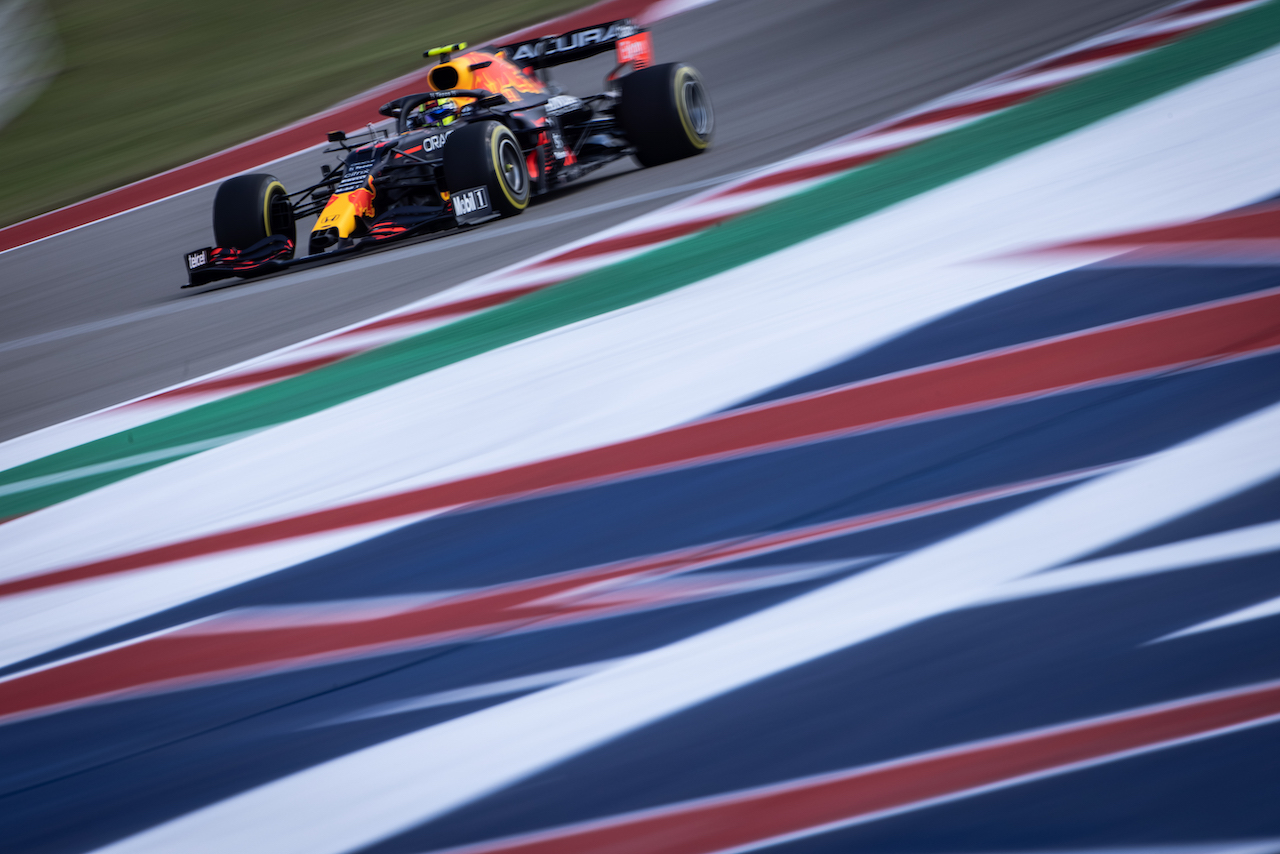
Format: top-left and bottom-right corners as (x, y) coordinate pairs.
(0, 0), (1270, 520)
(4, 2), (1280, 853)
(410, 679), (1280, 854)
(6, 284), (1280, 605)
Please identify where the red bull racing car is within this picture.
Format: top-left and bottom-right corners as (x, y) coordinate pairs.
(183, 19), (713, 287)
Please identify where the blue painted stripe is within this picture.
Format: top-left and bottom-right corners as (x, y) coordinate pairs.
(736, 263), (1280, 409)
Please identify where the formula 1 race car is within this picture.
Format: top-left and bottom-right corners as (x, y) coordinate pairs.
(183, 19), (713, 287)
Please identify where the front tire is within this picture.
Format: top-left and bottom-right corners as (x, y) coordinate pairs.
(618, 63), (714, 167)
(443, 121), (530, 217)
(213, 173), (296, 249)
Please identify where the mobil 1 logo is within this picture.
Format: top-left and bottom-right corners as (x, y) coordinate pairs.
(453, 185), (492, 224)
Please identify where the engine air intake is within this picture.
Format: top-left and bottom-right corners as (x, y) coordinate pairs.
(429, 64), (460, 90)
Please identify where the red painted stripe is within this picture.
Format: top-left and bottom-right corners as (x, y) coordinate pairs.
(533, 216), (729, 266)
(435, 682), (1280, 854)
(1017, 29), (1185, 76)
(0, 564), (640, 722)
(716, 85), (1086, 201)
(6, 289), (1278, 598)
(137, 288), (548, 401)
(334, 285), (547, 337)
(711, 149), (888, 199)
(1050, 205), (1280, 249)
(0, 465), (1111, 723)
(876, 85), (1057, 134)
(150, 353), (356, 399)
(1149, 0), (1258, 22)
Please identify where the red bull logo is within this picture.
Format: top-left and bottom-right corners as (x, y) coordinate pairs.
(348, 188), (375, 218)
(314, 186), (377, 238)
(465, 51), (547, 104)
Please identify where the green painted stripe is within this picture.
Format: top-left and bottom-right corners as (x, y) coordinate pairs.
(0, 430), (263, 499)
(4, 1), (1279, 520)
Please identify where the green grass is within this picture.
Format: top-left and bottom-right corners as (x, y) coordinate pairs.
(0, 0), (593, 227)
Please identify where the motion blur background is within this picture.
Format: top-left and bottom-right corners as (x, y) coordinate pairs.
(3, 1), (1279, 852)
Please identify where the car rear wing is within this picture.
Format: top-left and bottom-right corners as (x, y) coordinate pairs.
(498, 18), (652, 71)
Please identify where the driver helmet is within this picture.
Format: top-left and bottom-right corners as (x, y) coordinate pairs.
(414, 98), (459, 129)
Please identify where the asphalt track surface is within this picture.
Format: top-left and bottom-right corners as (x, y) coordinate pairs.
(0, 0), (1174, 444)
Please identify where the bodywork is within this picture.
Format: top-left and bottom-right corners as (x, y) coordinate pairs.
(184, 20), (655, 288)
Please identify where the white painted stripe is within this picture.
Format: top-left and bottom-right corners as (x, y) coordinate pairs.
(1045, 13), (1199, 52)
(88, 397), (1280, 854)
(0, 515), (440, 671)
(180, 591), (464, 634)
(1157, 593), (1280, 641)
(0, 316), (483, 469)
(975, 519), (1280, 605)
(0, 429), (262, 499)
(6, 43), (1280, 668)
(760, 119), (971, 166)
(1088, 1), (1268, 46)
(327, 657), (633, 725)
(996, 0), (1264, 68)
(925, 59), (1118, 108)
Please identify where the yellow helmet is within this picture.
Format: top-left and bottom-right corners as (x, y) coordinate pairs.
(412, 98), (458, 129)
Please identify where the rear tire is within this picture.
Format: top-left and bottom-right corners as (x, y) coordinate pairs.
(213, 173), (296, 249)
(618, 63), (713, 167)
(442, 121), (530, 217)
